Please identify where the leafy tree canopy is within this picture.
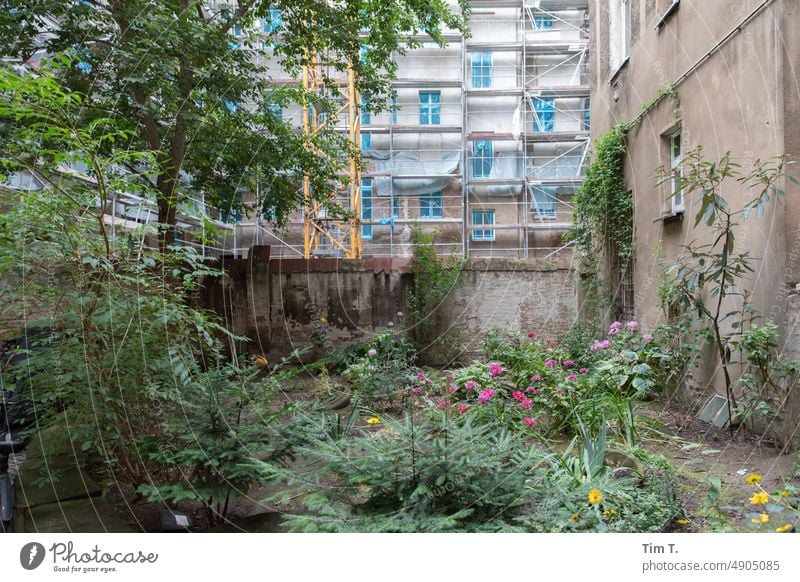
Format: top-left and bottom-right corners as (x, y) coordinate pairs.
(0, 0), (469, 248)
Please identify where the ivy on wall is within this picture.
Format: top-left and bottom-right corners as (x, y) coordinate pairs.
(567, 121), (633, 273)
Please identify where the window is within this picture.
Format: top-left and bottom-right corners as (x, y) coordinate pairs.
(360, 132), (371, 150)
(610, 0), (631, 73)
(265, 101), (282, 120)
(361, 178), (373, 239)
(582, 98), (591, 131)
(669, 132), (684, 212)
(391, 95), (399, 125)
(391, 195), (400, 218)
(221, 191), (243, 223)
(263, 7), (282, 33)
(360, 96), (370, 125)
(419, 91), (441, 125)
(533, 15), (554, 30)
(531, 186), (557, 219)
(472, 210), (495, 241)
(471, 52), (492, 88)
(472, 140), (493, 178)
(533, 98), (555, 132)
(420, 191), (443, 219)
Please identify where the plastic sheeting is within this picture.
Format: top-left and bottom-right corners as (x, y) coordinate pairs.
(367, 150), (461, 197)
(468, 152), (524, 196)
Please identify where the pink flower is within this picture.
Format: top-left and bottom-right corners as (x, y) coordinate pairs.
(555, 388), (563, 395)
(579, 367), (589, 374)
(488, 362), (504, 377)
(526, 386), (535, 393)
(567, 374), (578, 381)
(367, 348), (378, 357)
(534, 388), (542, 395)
(544, 359), (557, 367)
(626, 320), (639, 331)
(643, 333), (654, 342)
(446, 374), (454, 382)
(522, 417), (536, 428)
(530, 375), (541, 382)
(513, 390), (525, 401)
(562, 359), (574, 368)
(447, 385), (457, 393)
(425, 379), (433, 385)
(528, 332), (537, 339)
(416, 372), (426, 380)
(436, 401), (447, 409)
(465, 380), (479, 392)
(608, 327), (620, 336)
(458, 404), (471, 415)
(610, 321), (622, 330)
(478, 389), (496, 404)
(592, 339), (611, 351)
(520, 398), (533, 410)
(547, 340), (558, 348)
(412, 386), (423, 395)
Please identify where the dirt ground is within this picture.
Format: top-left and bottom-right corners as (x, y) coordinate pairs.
(639, 403), (798, 531)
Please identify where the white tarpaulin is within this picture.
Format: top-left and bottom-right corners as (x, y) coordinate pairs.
(369, 150), (461, 196)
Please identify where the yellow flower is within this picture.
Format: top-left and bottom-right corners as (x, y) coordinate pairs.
(570, 514), (581, 523)
(677, 518), (689, 525)
(319, 317), (327, 324)
(780, 490), (790, 498)
(603, 508), (616, 517)
(744, 473), (762, 485)
(749, 491), (770, 505)
(751, 513), (769, 524)
(775, 524), (793, 533)
(366, 417), (381, 425)
(588, 489), (602, 505)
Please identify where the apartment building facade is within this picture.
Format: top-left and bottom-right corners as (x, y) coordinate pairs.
(235, 0), (591, 259)
(590, 0), (800, 414)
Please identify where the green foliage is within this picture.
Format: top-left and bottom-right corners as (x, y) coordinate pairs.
(407, 226), (464, 349)
(567, 122), (633, 269)
(661, 148), (788, 427)
(735, 321), (798, 427)
(272, 412), (546, 532)
(0, 1), (469, 247)
(342, 330), (416, 405)
(137, 360), (307, 527)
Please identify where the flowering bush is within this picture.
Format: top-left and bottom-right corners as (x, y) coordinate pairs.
(342, 331), (416, 405)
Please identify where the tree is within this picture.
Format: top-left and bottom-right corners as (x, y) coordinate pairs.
(0, 0), (469, 250)
(660, 148), (789, 434)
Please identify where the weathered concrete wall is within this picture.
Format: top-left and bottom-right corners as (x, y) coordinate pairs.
(201, 251), (577, 363)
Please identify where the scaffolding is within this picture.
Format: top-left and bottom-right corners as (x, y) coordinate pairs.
(236, 0), (590, 260)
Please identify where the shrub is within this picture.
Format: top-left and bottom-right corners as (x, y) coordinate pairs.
(342, 330), (416, 405)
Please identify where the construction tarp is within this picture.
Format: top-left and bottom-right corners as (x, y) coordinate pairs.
(367, 150), (461, 196)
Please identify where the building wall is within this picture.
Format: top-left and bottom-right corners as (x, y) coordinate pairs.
(590, 0), (800, 415)
(202, 251), (577, 362)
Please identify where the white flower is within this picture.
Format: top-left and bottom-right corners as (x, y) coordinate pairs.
(387, 321), (394, 327)
(367, 348), (377, 357)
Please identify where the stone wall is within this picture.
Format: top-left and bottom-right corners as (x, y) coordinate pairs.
(201, 248), (578, 363)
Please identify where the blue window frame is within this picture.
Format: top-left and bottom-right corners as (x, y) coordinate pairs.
(391, 95), (398, 125)
(221, 191), (243, 223)
(225, 100), (238, 114)
(531, 186), (557, 219)
(533, 15), (554, 30)
(360, 133), (371, 150)
(391, 196), (400, 218)
(361, 178), (373, 239)
(263, 7), (282, 33)
(472, 140), (493, 178)
(420, 191), (443, 219)
(582, 97), (590, 131)
(472, 52), (492, 88)
(360, 96), (370, 125)
(419, 91), (441, 125)
(265, 101), (282, 120)
(533, 98), (555, 132)
(472, 210), (495, 241)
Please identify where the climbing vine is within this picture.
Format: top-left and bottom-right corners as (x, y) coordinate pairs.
(566, 121), (633, 272)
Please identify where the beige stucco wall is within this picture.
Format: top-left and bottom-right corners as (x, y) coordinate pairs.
(591, 0), (800, 410)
